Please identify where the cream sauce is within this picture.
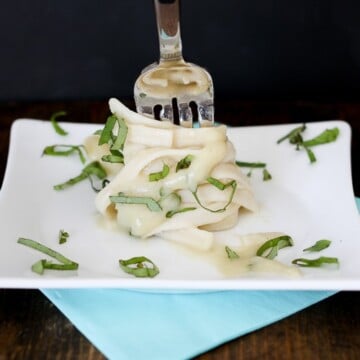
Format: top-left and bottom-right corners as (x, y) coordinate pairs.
(173, 232), (301, 278)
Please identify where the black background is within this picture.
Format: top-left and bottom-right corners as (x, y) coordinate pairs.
(0, 0), (359, 101)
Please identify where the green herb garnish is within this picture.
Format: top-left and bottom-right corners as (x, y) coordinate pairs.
(256, 235), (293, 259)
(119, 256), (159, 278)
(98, 114), (128, 164)
(192, 178), (237, 213)
(303, 239), (331, 252)
(110, 193), (162, 212)
(303, 128), (340, 147)
(98, 115), (116, 145)
(262, 168), (272, 181)
(236, 161), (272, 181)
(166, 207), (196, 218)
(42, 144), (86, 164)
(225, 246), (240, 259)
(101, 149), (124, 164)
(149, 164), (170, 182)
(58, 230), (69, 244)
(304, 145), (316, 163)
(53, 161), (107, 191)
(17, 237), (78, 275)
(176, 155), (194, 172)
(50, 111), (68, 136)
(235, 161), (266, 168)
(277, 125), (339, 163)
(277, 124), (306, 144)
(292, 256), (339, 267)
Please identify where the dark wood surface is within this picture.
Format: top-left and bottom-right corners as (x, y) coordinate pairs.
(0, 99), (359, 359)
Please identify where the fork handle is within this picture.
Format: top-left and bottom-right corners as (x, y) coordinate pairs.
(154, 0), (184, 62)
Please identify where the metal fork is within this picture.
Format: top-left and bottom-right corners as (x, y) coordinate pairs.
(134, 0), (214, 127)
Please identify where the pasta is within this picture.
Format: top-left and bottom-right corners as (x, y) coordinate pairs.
(84, 98), (257, 250)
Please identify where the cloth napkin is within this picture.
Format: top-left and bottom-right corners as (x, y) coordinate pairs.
(42, 197), (360, 360)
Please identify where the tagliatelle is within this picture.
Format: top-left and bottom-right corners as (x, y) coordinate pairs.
(84, 98), (257, 250)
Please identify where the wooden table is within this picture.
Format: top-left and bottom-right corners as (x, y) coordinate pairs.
(0, 99), (359, 359)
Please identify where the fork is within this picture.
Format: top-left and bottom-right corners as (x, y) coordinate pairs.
(134, 0), (214, 127)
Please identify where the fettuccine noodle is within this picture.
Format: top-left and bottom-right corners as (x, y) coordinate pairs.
(84, 98), (257, 250)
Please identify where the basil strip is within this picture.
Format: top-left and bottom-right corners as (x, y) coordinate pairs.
(119, 256), (159, 278)
(31, 260), (78, 275)
(225, 246), (240, 259)
(277, 124), (306, 144)
(277, 125), (339, 163)
(236, 161), (272, 182)
(207, 177), (235, 191)
(192, 180), (237, 213)
(262, 168), (272, 181)
(58, 230), (69, 244)
(101, 154), (124, 163)
(302, 128), (340, 147)
(98, 115), (128, 151)
(256, 235), (293, 259)
(292, 256), (339, 267)
(176, 155), (194, 172)
(166, 207), (196, 218)
(42, 144), (86, 164)
(112, 117), (128, 151)
(53, 161), (107, 191)
(303, 239), (331, 252)
(98, 115), (117, 145)
(149, 164), (170, 182)
(304, 145), (316, 163)
(235, 161), (266, 168)
(110, 193), (162, 212)
(98, 115), (128, 164)
(50, 111), (68, 136)
(17, 237), (79, 275)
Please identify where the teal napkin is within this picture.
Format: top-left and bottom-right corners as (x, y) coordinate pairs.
(42, 197), (360, 360)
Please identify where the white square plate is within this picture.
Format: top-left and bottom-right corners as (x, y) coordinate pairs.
(0, 119), (359, 290)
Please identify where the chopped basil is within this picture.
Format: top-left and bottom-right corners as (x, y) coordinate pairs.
(176, 155), (194, 172)
(304, 145), (316, 163)
(256, 235), (293, 259)
(42, 144), (86, 164)
(58, 230), (69, 244)
(50, 111), (68, 136)
(98, 114), (128, 164)
(17, 237), (78, 275)
(119, 256), (159, 278)
(277, 125), (339, 163)
(292, 256), (339, 267)
(192, 179), (237, 213)
(303, 239), (331, 252)
(149, 164), (170, 182)
(207, 177), (235, 191)
(53, 161), (107, 191)
(98, 115), (116, 145)
(277, 124), (306, 144)
(225, 246), (240, 259)
(262, 168), (272, 181)
(302, 128), (340, 147)
(101, 149), (124, 163)
(110, 193), (162, 212)
(236, 161), (272, 182)
(235, 161), (266, 168)
(166, 207), (196, 218)
(31, 260), (78, 274)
